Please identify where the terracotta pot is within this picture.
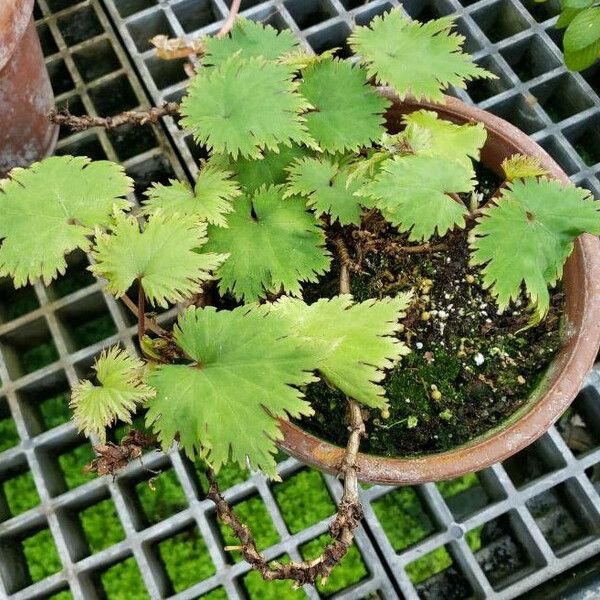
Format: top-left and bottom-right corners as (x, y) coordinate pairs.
(277, 89), (600, 485)
(0, 0), (58, 176)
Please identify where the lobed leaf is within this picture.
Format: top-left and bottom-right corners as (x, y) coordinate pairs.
(0, 156), (132, 287)
(180, 56), (315, 159)
(91, 212), (228, 308)
(267, 294), (411, 409)
(501, 154), (548, 181)
(70, 347), (154, 443)
(358, 155), (474, 241)
(204, 18), (299, 67)
(285, 156), (365, 225)
(470, 177), (600, 318)
(349, 11), (493, 102)
(297, 58), (390, 153)
(402, 109), (487, 172)
(143, 164), (241, 227)
(146, 305), (318, 477)
(204, 185), (331, 302)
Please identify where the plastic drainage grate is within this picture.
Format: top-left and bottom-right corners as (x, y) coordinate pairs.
(0, 0), (599, 599)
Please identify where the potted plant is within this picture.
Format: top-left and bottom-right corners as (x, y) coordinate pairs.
(0, 0), (58, 175)
(4, 7), (600, 586)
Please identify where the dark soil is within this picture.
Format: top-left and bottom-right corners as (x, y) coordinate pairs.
(298, 166), (564, 457)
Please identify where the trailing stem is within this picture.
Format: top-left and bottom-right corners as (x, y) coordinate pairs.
(205, 263), (366, 587)
(120, 292), (167, 337)
(49, 102), (180, 132)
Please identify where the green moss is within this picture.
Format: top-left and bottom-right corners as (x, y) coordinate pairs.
(158, 528), (215, 593)
(21, 340), (59, 374)
(101, 558), (150, 600)
(3, 471), (39, 517)
(136, 469), (187, 526)
(22, 529), (62, 582)
(273, 470), (335, 533)
(466, 525), (483, 553)
(71, 314), (117, 349)
(0, 413), (20, 452)
(405, 546), (453, 585)
(48, 591), (73, 600)
(39, 392), (71, 430)
(372, 487), (436, 551)
(200, 588), (229, 599)
(80, 499), (125, 553)
(58, 444), (96, 489)
(243, 556), (306, 599)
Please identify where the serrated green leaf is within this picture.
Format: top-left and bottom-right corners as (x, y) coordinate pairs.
(204, 185), (331, 302)
(470, 178), (600, 318)
(501, 154), (548, 181)
(210, 144), (309, 193)
(91, 212), (228, 308)
(358, 155), (473, 241)
(564, 8), (600, 69)
(0, 156), (132, 287)
(70, 347), (154, 443)
(297, 58), (390, 153)
(402, 109), (487, 171)
(285, 156), (365, 224)
(268, 294), (411, 409)
(204, 18), (299, 67)
(349, 11), (493, 102)
(145, 305), (318, 477)
(180, 56), (315, 159)
(143, 164), (241, 227)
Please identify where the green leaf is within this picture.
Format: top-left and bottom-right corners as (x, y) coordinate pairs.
(557, 7), (586, 28)
(180, 57), (315, 159)
(0, 156), (132, 287)
(210, 144), (309, 193)
(146, 305), (318, 477)
(501, 154), (548, 181)
(349, 11), (492, 102)
(564, 8), (600, 70)
(204, 185), (331, 302)
(268, 294), (411, 409)
(204, 18), (299, 67)
(70, 347), (154, 443)
(470, 178), (600, 318)
(402, 110), (487, 172)
(297, 58), (390, 153)
(562, 0), (595, 8)
(143, 164), (241, 227)
(358, 155), (473, 241)
(285, 156), (365, 225)
(91, 212), (228, 308)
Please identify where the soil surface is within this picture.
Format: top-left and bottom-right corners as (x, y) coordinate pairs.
(298, 165), (564, 456)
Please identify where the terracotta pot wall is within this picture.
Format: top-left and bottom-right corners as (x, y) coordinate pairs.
(277, 91), (600, 485)
(0, 2), (58, 176)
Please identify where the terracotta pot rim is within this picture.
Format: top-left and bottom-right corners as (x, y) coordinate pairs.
(277, 90), (600, 486)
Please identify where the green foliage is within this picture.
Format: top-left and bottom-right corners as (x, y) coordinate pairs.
(204, 18), (298, 67)
(0, 155), (131, 287)
(145, 305), (318, 477)
(210, 144), (308, 193)
(267, 294), (411, 409)
(143, 164), (240, 226)
(349, 12), (491, 102)
(297, 59), (390, 153)
(358, 155), (474, 240)
(70, 347), (154, 443)
(285, 156), (365, 224)
(180, 57), (314, 159)
(204, 185), (330, 302)
(562, 6), (600, 70)
(501, 154), (548, 181)
(470, 178), (600, 318)
(402, 109), (487, 172)
(91, 212), (227, 308)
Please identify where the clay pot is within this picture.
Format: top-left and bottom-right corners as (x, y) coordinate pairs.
(0, 0), (58, 176)
(277, 89), (600, 485)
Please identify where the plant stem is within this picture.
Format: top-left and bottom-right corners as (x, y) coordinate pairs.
(49, 102), (180, 132)
(217, 0), (242, 37)
(120, 294), (167, 337)
(137, 279), (146, 344)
